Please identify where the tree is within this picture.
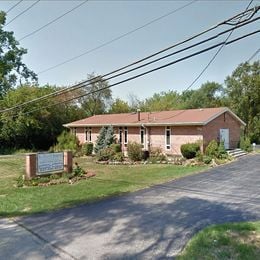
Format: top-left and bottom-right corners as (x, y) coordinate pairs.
(94, 126), (115, 153)
(0, 85), (84, 151)
(109, 98), (130, 113)
(127, 93), (142, 111)
(94, 127), (107, 153)
(0, 11), (37, 98)
(53, 130), (80, 155)
(225, 61), (260, 142)
(105, 125), (116, 146)
(141, 90), (183, 111)
(77, 73), (112, 116)
(183, 82), (224, 109)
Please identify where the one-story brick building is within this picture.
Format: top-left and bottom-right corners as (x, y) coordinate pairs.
(64, 107), (245, 155)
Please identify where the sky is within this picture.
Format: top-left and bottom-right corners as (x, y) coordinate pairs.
(1, 0), (260, 102)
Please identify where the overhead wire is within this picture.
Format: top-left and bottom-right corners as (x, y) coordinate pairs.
(36, 0), (198, 75)
(18, 0), (89, 41)
(1, 7), (259, 114)
(5, 0), (23, 14)
(4, 0), (41, 27)
(12, 28), (260, 117)
(247, 47), (260, 61)
(183, 0), (254, 93)
(161, 0), (256, 122)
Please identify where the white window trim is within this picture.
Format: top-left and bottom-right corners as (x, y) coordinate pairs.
(119, 127), (123, 144)
(89, 127), (92, 142)
(124, 127), (128, 144)
(165, 126), (171, 150)
(85, 127), (92, 142)
(140, 127), (145, 147)
(85, 127), (88, 142)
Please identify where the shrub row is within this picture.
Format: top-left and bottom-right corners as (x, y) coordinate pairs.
(96, 144), (124, 162)
(180, 140), (229, 164)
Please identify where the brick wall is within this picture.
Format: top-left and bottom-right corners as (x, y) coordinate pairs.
(202, 112), (243, 149)
(75, 127), (85, 144)
(73, 111), (243, 155)
(75, 127), (101, 144)
(149, 126), (203, 155)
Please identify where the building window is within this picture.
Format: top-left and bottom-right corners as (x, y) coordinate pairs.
(85, 127), (92, 142)
(85, 128), (88, 141)
(124, 127), (128, 144)
(165, 126), (171, 150)
(119, 127), (123, 144)
(89, 127), (92, 142)
(140, 127), (145, 147)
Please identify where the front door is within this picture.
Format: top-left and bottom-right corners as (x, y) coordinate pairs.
(220, 129), (229, 149)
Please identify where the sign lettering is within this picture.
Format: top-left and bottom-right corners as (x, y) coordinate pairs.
(37, 152), (64, 174)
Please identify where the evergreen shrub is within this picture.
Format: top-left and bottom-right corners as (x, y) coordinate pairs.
(127, 141), (142, 161)
(53, 131), (80, 155)
(82, 142), (93, 156)
(94, 126), (116, 153)
(205, 140), (218, 158)
(96, 147), (115, 161)
(110, 143), (121, 153)
(240, 136), (252, 152)
(181, 143), (200, 159)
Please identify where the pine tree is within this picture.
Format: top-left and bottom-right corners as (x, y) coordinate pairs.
(94, 127), (107, 153)
(105, 126), (115, 147)
(94, 126), (115, 153)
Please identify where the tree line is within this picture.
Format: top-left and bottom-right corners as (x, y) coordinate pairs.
(0, 10), (259, 152)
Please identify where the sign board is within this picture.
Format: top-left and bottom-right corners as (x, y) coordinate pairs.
(37, 152), (64, 174)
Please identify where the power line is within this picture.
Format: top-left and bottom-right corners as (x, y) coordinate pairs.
(36, 0), (198, 75)
(29, 5), (258, 102)
(162, 0), (256, 122)
(14, 29), (260, 117)
(2, 14), (258, 114)
(247, 47), (260, 61)
(184, 0), (254, 92)
(4, 0), (41, 27)
(19, 0), (89, 41)
(5, 0), (23, 14)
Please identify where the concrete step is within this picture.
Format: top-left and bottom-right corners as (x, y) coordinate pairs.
(227, 148), (242, 154)
(228, 150), (244, 156)
(227, 149), (247, 158)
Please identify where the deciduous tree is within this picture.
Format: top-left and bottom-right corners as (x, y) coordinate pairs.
(109, 98), (130, 113)
(0, 11), (37, 98)
(225, 61), (260, 142)
(77, 73), (112, 116)
(0, 85), (84, 150)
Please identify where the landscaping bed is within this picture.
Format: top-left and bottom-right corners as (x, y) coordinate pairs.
(0, 156), (207, 217)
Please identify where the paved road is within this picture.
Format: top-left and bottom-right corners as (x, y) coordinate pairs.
(1, 154), (260, 259)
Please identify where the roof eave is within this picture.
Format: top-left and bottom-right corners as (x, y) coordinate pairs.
(203, 107), (246, 126)
(63, 122), (205, 127)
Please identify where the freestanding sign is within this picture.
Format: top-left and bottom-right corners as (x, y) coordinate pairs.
(37, 152), (64, 174)
(25, 151), (72, 180)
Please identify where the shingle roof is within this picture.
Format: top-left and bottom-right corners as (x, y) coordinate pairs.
(64, 107), (246, 127)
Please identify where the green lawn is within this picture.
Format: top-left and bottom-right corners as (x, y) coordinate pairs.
(0, 156), (207, 217)
(178, 221), (260, 260)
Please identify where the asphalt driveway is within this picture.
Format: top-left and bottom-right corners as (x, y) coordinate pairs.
(1, 154), (260, 259)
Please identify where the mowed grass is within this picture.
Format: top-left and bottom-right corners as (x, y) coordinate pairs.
(0, 156), (207, 217)
(178, 221), (260, 260)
